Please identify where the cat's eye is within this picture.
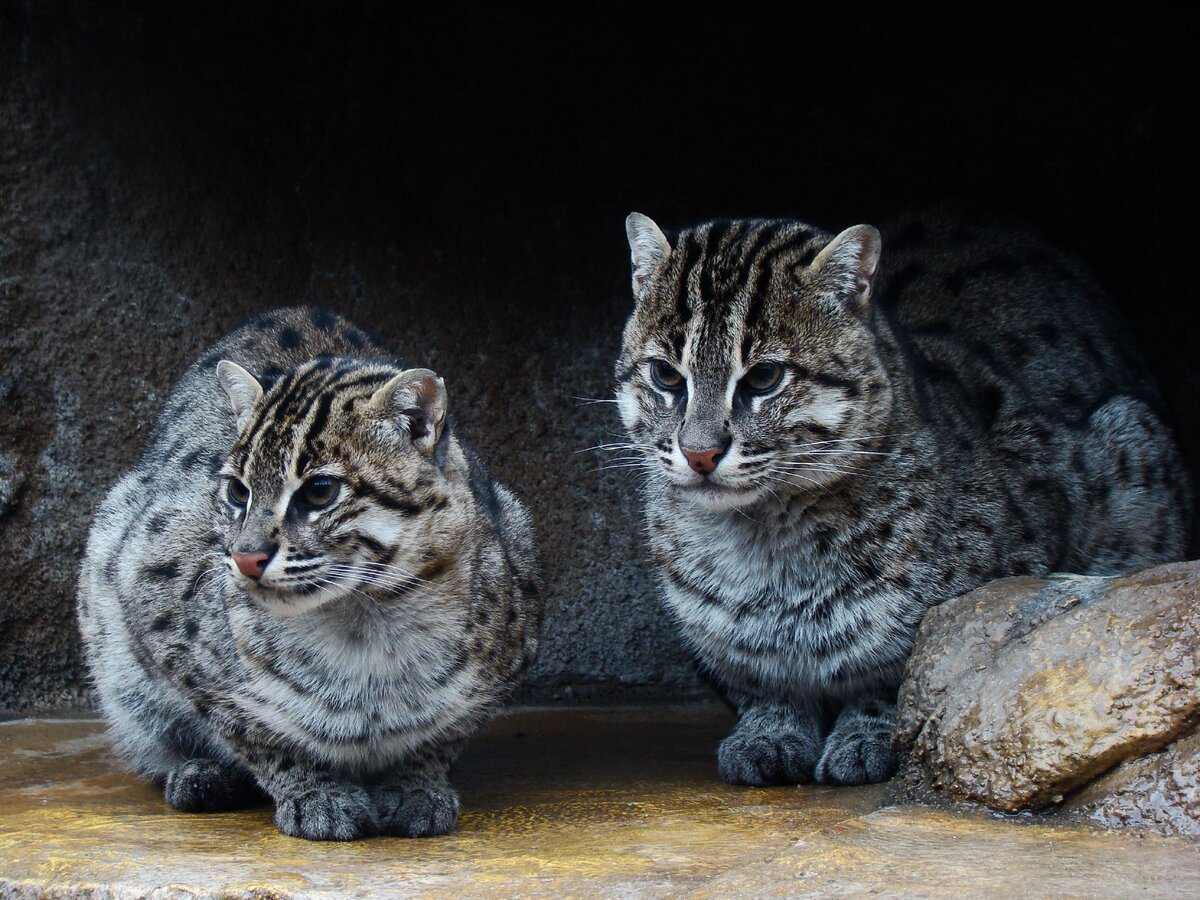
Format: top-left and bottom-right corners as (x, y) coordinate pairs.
(742, 362), (785, 394)
(650, 359), (685, 392)
(226, 478), (250, 507)
(298, 476), (341, 511)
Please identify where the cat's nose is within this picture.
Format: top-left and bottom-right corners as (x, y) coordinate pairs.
(681, 445), (725, 475)
(231, 550), (272, 579)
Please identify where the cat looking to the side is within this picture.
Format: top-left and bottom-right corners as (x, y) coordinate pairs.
(616, 208), (1192, 787)
(78, 307), (542, 840)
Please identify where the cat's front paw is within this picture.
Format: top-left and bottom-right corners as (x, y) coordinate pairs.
(815, 728), (897, 785)
(718, 729), (820, 786)
(274, 785), (377, 841)
(164, 759), (262, 812)
(372, 781), (461, 838)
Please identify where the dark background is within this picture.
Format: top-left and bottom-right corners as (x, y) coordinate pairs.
(1, 1), (1197, 709)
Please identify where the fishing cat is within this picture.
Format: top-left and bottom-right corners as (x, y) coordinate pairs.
(78, 307), (542, 840)
(616, 208), (1192, 787)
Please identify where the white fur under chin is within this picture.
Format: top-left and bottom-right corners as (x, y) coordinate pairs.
(670, 480), (773, 512)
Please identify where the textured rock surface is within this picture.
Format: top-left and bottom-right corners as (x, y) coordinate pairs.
(2, 4), (1199, 710)
(895, 562), (1200, 813)
(1066, 728), (1200, 837)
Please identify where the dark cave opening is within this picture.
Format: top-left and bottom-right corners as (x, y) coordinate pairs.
(0, 1), (1196, 707)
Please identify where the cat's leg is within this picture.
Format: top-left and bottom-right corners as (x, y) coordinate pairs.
(234, 743), (377, 841)
(370, 740), (464, 838)
(163, 757), (264, 812)
(718, 702), (824, 786)
(814, 693), (897, 785)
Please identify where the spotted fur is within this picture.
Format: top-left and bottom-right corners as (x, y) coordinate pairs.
(78, 307), (542, 840)
(616, 208), (1192, 787)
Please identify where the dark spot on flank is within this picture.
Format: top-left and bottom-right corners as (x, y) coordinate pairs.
(976, 384), (1003, 430)
(181, 449), (205, 471)
(1035, 322), (1061, 345)
(147, 514), (169, 534)
(310, 308), (338, 331)
(146, 561), (181, 580)
(150, 614), (172, 631)
(279, 328), (302, 350)
(184, 620), (199, 639)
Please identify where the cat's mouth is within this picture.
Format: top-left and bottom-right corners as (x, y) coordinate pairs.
(230, 569), (346, 616)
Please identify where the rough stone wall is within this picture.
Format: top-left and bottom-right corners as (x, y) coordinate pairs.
(1, 3), (1197, 709)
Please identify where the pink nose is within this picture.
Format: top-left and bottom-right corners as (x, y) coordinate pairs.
(681, 446), (724, 475)
(231, 551), (270, 579)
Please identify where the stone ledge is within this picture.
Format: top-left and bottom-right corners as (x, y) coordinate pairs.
(2, 707), (1198, 897)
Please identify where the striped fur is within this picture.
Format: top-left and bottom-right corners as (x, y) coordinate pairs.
(616, 207), (1192, 787)
(78, 307), (542, 840)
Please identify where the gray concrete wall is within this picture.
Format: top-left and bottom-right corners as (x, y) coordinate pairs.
(2, 3), (1197, 709)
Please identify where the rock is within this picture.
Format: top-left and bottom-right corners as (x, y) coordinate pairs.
(894, 561), (1200, 814)
(1065, 728), (1200, 837)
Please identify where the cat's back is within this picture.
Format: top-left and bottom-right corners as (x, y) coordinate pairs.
(870, 206), (1159, 431)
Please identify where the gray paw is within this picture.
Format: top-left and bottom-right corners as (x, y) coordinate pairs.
(718, 729), (820, 786)
(274, 785), (377, 841)
(164, 759), (262, 812)
(815, 727), (897, 785)
(372, 781), (461, 837)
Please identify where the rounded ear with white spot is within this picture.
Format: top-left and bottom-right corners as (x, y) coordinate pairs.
(369, 368), (448, 455)
(216, 360), (264, 431)
(809, 224), (882, 315)
(625, 212), (672, 302)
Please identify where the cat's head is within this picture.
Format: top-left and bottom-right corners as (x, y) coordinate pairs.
(615, 214), (894, 511)
(213, 357), (460, 615)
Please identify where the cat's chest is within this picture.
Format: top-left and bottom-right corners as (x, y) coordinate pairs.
(216, 599), (482, 768)
(654, 500), (850, 606)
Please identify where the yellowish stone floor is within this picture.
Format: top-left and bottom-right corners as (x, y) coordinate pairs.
(1, 705), (1198, 897)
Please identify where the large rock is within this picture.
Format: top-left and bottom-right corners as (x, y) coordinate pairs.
(894, 561), (1200, 814)
(1065, 728), (1200, 837)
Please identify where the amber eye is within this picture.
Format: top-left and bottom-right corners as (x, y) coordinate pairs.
(650, 359), (685, 392)
(742, 362), (785, 394)
(226, 478), (250, 507)
(298, 476), (341, 510)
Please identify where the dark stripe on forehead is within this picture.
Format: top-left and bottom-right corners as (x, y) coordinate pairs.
(297, 389), (336, 472)
(731, 222), (783, 296)
(670, 230), (702, 326)
(740, 227), (822, 362)
(243, 359), (342, 467)
(240, 365), (305, 450)
(699, 220), (732, 304)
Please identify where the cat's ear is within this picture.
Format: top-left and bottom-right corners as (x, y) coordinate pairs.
(626, 212), (672, 302)
(809, 224), (882, 315)
(216, 360), (264, 431)
(370, 368), (448, 455)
